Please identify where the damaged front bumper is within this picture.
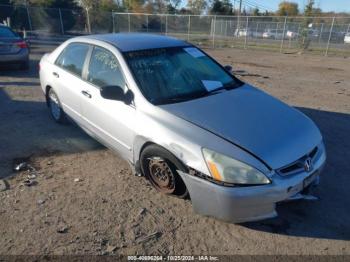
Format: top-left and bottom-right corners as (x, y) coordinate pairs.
(178, 145), (326, 223)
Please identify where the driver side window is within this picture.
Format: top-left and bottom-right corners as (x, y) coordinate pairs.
(87, 46), (125, 89)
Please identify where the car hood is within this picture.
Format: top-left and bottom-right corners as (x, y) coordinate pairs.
(160, 84), (322, 169)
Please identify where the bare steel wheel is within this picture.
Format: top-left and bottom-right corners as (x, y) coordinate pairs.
(148, 157), (176, 194)
(140, 144), (189, 198)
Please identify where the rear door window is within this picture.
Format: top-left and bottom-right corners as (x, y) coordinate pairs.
(0, 27), (17, 38)
(55, 43), (89, 77)
(87, 46), (125, 89)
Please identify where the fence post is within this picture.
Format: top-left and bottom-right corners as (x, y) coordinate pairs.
(165, 14), (168, 35)
(220, 19), (223, 36)
(128, 13), (131, 32)
(319, 23), (324, 43)
(187, 15), (191, 41)
(112, 12), (115, 33)
(58, 8), (64, 35)
(280, 16), (287, 53)
(212, 15), (216, 48)
(244, 16), (248, 49)
(297, 23), (301, 36)
(26, 5), (33, 31)
(325, 17), (335, 56)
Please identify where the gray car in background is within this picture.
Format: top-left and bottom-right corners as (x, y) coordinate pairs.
(39, 33), (326, 223)
(0, 25), (29, 69)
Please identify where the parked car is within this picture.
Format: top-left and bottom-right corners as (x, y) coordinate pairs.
(0, 25), (29, 69)
(345, 33), (350, 44)
(234, 29), (249, 37)
(307, 29), (319, 38)
(39, 33), (326, 223)
(286, 30), (298, 39)
(262, 29), (284, 40)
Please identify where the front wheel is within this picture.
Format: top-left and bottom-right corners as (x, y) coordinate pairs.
(140, 145), (189, 199)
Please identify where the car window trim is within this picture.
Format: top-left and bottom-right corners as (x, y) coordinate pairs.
(82, 45), (94, 81)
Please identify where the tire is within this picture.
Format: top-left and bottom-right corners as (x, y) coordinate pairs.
(47, 88), (66, 124)
(140, 144), (189, 199)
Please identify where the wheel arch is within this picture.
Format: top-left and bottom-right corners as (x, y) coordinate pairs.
(45, 85), (52, 107)
(134, 138), (189, 175)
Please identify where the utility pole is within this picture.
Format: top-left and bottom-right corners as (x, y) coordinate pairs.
(238, 0), (242, 17)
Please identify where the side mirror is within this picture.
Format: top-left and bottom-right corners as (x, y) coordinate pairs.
(224, 65), (233, 73)
(100, 85), (133, 104)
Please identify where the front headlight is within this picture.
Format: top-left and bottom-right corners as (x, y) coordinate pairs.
(202, 148), (270, 185)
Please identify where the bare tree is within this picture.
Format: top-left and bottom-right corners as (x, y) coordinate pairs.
(187, 0), (207, 14)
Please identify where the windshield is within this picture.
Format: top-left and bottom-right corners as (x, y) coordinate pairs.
(124, 47), (242, 105)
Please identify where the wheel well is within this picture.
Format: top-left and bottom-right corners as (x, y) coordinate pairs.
(138, 142), (189, 174)
(45, 85), (52, 107)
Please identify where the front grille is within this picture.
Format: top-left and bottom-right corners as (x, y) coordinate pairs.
(278, 146), (318, 176)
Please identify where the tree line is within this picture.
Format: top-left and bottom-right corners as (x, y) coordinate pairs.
(1, 0), (347, 16)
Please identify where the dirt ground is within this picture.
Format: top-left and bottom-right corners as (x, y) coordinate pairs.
(0, 44), (349, 256)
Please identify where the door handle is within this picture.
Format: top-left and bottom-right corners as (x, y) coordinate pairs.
(81, 90), (92, 98)
(53, 72), (59, 78)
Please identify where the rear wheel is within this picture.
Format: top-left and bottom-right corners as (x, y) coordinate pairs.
(140, 144), (189, 198)
(48, 88), (66, 123)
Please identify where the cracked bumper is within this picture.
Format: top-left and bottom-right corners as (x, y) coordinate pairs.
(179, 145), (326, 223)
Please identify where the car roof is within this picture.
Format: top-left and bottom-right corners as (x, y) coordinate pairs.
(81, 33), (190, 52)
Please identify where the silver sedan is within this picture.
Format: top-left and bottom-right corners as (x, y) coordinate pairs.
(0, 25), (29, 69)
(39, 33), (326, 223)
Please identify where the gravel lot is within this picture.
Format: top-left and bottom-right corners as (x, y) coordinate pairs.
(0, 43), (349, 256)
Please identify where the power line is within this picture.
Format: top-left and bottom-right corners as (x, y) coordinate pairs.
(242, 0), (274, 11)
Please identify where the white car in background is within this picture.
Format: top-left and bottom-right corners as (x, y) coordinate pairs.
(344, 33), (350, 44)
(262, 29), (284, 40)
(234, 29), (249, 37)
(286, 30), (298, 39)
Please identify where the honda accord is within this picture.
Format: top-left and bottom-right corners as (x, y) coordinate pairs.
(39, 33), (326, 222)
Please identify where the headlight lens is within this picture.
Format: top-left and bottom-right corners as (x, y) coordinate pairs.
(202, 148), (270, 185)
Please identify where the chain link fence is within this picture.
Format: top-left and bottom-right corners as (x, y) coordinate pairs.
(1, 4), (350, 56)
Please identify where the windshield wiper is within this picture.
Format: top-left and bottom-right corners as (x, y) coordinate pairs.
(155, 81), (242, 105)
(207, 81), (241, 94)
(157, 91), (208, 104)
(204, 85), (232, 96)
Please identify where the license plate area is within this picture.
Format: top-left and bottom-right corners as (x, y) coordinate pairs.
(303, 170), (318, 189)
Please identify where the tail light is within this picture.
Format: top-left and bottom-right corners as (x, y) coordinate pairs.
(15, 41), (28, 49)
